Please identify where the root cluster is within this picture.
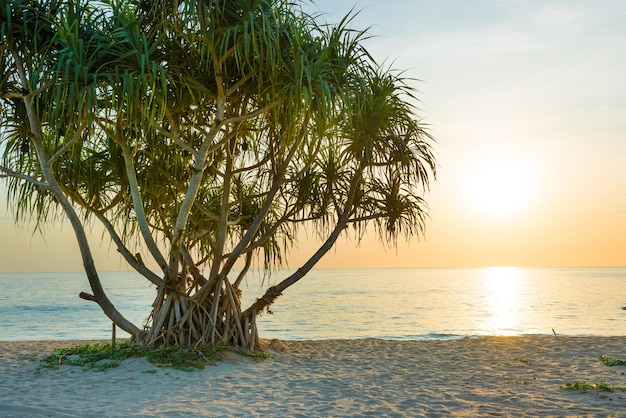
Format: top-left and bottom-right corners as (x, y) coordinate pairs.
(134, 276), (260, 350)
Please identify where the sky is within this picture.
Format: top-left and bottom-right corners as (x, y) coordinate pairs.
(1, 0), (625, 272)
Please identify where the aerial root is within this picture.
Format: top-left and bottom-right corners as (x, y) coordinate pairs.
(134, 278), (260, 349)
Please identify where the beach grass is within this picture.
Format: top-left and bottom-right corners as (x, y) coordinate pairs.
(36, 341), (270, 372)
(598, 355), (626, 367)
(560, 381), (626, 392)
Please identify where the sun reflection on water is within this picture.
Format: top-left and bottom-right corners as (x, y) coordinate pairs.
(483, 266), (523, 335)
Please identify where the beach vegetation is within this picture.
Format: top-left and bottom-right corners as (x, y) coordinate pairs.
(598, 355), (626, 367)
(0, 0), (435, 349)
(504, 379), (527, 385)
(38, 341), (225, 371)
(560, 381), (626, 392)
(18, 353), (39, 362)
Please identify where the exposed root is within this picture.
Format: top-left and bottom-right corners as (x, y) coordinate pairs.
(133, 277), (260, 349)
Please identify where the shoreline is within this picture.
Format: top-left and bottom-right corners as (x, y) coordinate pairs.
(2, 336), (626, 417)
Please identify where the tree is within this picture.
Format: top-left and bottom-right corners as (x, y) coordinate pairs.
(0, 0), (436, 349)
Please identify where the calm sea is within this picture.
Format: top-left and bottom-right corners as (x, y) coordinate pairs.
(1, 267), (625, 341)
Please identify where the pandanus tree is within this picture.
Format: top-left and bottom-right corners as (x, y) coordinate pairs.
(0, 0), (436, 348)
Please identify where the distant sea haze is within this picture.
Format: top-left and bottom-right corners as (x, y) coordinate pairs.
(1, 267), (625, 342)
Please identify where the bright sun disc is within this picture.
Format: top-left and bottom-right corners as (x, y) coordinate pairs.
(467, 155), (533, 217)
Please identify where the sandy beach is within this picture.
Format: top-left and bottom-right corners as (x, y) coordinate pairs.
(1, 336), (625, 417)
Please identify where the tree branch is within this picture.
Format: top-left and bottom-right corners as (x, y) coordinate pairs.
(0, 166), (51, 189)
(216, 118), (312, 278)
(47, 121), (88, 166)
(95, 211), (164, 286)
(154, 108), (197, 155)
(232, 152), (273, 174)
(244, 163), (366, 315)
(225, 70), (255, 97)
(220, 100), (281, 126)
(10, 42), (140, 336)
(1, 92), (24, 99)
(97, 120), (169, 273)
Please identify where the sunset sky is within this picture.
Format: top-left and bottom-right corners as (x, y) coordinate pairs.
(1, 0), (625, 272)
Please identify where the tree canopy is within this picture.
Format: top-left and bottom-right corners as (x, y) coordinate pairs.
(0, 0), (436, 348)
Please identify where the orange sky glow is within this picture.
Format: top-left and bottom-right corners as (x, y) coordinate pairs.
(1, 0), (625, 272)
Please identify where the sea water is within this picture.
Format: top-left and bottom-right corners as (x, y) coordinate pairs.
(1, 267), (625, 341)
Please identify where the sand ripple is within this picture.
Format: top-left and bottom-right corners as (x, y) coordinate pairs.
(1, 337), (625, 417)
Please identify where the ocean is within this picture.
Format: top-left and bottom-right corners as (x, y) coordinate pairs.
(1, 266), (625, 341)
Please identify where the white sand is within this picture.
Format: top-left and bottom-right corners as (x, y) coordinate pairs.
(1, 336), (625, 417)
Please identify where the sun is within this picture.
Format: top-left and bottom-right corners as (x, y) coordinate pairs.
(466, 154), (533, 218)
